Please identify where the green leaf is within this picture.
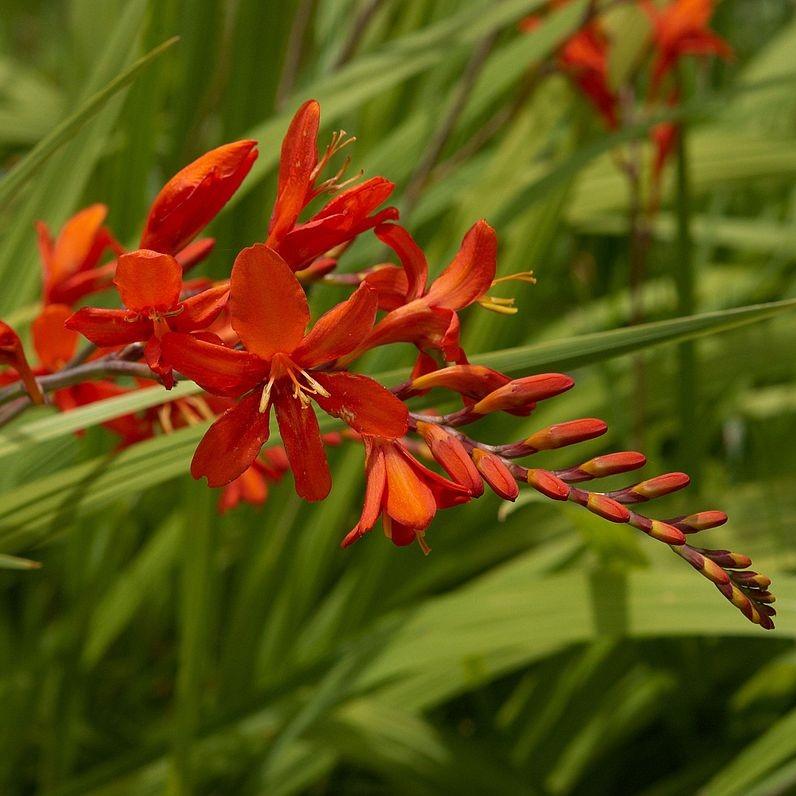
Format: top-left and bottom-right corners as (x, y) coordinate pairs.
(0, 37), (178, 211)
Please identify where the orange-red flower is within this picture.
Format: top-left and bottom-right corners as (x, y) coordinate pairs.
(355, 220), (497, 362)
(521, 1), (618, 129)
(66, 250), (229, 388)
(265, 100), (398, 271)
(642, 0), (731, 92)
(161, 244), (409, 500)
(140, 140), (258, 255)
(36, 204), (124, 305)
(341, 436), (472, 552)
(218, 448), (290, 514)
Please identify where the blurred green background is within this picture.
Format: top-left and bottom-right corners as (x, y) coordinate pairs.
(1, 0), (796, 793)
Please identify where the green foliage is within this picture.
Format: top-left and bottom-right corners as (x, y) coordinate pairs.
(0, 1), (795, 794)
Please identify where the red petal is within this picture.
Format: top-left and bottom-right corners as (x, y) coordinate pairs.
(171, 283), (229, 332)
(314, 176), (394, 222)
(230, 244), (309, 358)
(141, 140), (258, 254)
(312, 372), (408, 438)
(411, 364), (510, 399)
(341, 440), (386, 547)
(401, 446), (472, 509)
(65, 307), (151, 347)
(273, 386), (331, 501)
(362, 265), (409, 311)
(292, 283), (377, 368)
(356, 301), (453, 354)
(375, 223), (428, 302)
(191, 390), (271, 487)
(48, 262), (116, 305)
(425, 220), (497, 310)
(267, 99), (319, 244)
(49, 204), (108, 283)
(383, 443), (437, 529)
(114, 250), (182, 312)
(31, 304), (77, 372)
(160, 332), (268, 396)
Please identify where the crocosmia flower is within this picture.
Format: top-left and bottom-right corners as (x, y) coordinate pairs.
(265, 99), (398, 271)
(162, 243), (408, 500)
(66, 250), (229, 388)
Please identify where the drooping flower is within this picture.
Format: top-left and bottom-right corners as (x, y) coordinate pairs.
(642, 0), (732, 92)
(0, 320), (45, 404)
(66, 250), (229, 388)
(36, 204), (124, 305)
(352, 220), (498, 362)
(265, 99), (398, 271)
(161, 243), (409, 500)
(140, 140), (258, 255)
(341, 436), (472, 552)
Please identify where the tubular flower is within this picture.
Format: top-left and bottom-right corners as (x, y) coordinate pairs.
(161, 243), (408, 500)
(341, 436), (472, 553)
(352, 220), (498, 362)
(65, 250), (229, 388)
(140, 140), (258, 255)
(37, 204), (124, 305)
(521, 1), (618, 129)
(642, 0), (732, 92)
(265, 99), (398, 271)
(0, 320), (45, 404)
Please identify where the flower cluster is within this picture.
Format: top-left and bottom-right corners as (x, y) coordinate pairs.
(0, 98), (773, 629)
(523, 0), (731, 207)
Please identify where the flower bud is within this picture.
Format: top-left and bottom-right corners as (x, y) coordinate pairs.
(732, 571), (771, 589)
(524, 418), (607, 451)
(416, 422), (483, 496)
(648, 520), (686, 545)
(471, 449), (519, 501)
(672, 511), (728, 532)
(625, 472), (690, 501)
(703, 549), (752, 569)
(577, 451), (646, 479)
(585, 493), (630, 523)
(410, 365), (509, 399)
(526, 469), (570, 500)
(0, 320), (45, 405)
(471, 373), (573, 416)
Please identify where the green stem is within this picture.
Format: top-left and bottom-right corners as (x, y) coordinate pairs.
(675, 119), (701, 483)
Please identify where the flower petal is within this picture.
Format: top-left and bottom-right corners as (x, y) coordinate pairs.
(355, 301), (453, 354)
(273, 385), (331, 501)
(141, 140), (258, 254)
(171, 283), (229, 332)
(401, 445), (472, 509)
(114, 250), (182, 312)
(410, 364), (510, 399)
(191, 390), (271, 487)
(424, 219), (497, 310)
(375, 222), (428, 302)
(341, 440), (386, 547)
(230, 244), (309, 358)
(65, 307), (151, 347)
(312, 372), (408, 438)
(362, 265), (409, 311)
(31, 304), (77, 372)
(267, 99), (319, 244)
(383, 443), (437, 529)
(292, 283), (377, 368)
(160, 332), (268, 396)
(50, 204), (108, 283)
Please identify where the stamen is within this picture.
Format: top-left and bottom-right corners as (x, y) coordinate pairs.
(490, 270), (536, 287)
(259, 376), (275, 413)
(299, 369), (332, 398)
(157, 405), (174, 434)
(311, 130), (357, 184)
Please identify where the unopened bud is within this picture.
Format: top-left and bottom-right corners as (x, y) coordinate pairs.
(0, 320), (45, 405)
(471, 449), (519, 501)
(625, 472), (690, 502)
(648, 520), (687, 545)
(577, 451), (647, 479)
(703, 549), (752, 569)
(411, 365), (509, 399)
(524, 418), (608, 452)
(472, 373), (573, 416)
(672, 511), (728, 533)
(585, 493), (630, 523)
(526, 469), (570, 500)
(732, 571), (771, 589)
(416, 422), (483, 496)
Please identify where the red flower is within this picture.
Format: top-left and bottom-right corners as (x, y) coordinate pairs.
(355, 220), (497, 362)
(161, 243), (408, 500)
(341, 436), (472, 552)
(521, 1), (618, 129)
(36, 204), (124, 305)
(0, 320), (45, 404)
(218, 448), (290, 514)
(140, 140), (258, 255)
(66, 250), (229, 388)
(265, 99), (398, 271)
(642, 0), (731, 92)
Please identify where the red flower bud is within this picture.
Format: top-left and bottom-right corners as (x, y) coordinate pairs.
(578, 451), (646, 478)
(627, 472), (690, 501)
(0, 320), (45, 405)
(648, 520), (686, 545)
(673, 511), (728, 532)
(526, 468), (570, 500)
(471, 449), (519, 501)
(585, 493), (630, 523)
(524, 418), (607, 451)
(416, 421), (483, 496)
(471, 373), (573, 416)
